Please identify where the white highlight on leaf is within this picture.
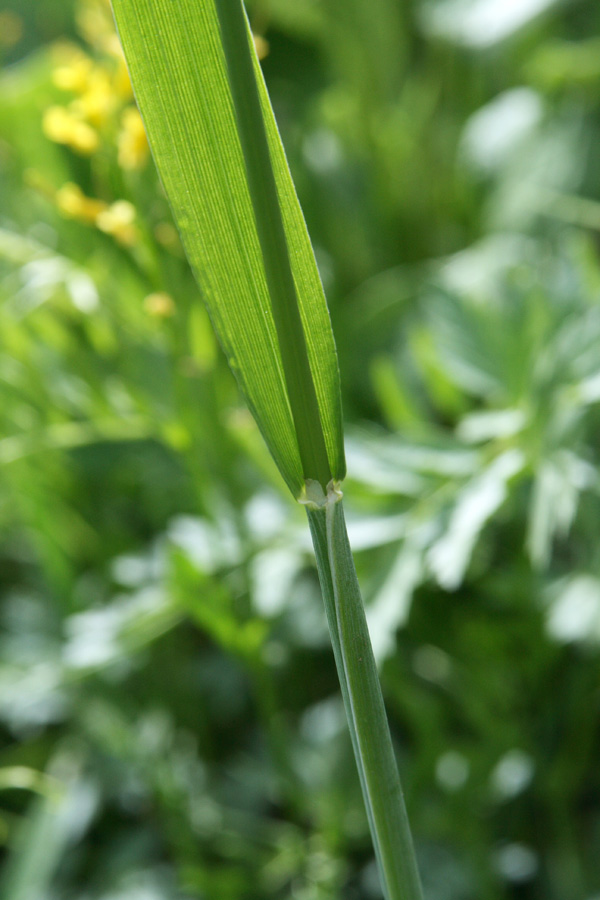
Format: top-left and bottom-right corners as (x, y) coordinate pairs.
(367, 544), (423, 662)
(461, 88), (543, 173)
(457, 408), (526, 443)
(423, 0), (560, 48)
(251, 547), (301, 617)
(428, 449), (524, 589)
(491, 749), (535, 799)
(412, 644), (452, 683)
(528, 451), (594, 569)
(546, 575), (600, 643)
(436, 751), (470, 791)
(493, 843), (538, 882)
(302, 129), (343, 175)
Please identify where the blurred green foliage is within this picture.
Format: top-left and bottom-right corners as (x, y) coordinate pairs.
(1, 0), (600, 898)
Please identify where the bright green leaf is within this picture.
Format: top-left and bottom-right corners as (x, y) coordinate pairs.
(111, 0), (345, 498)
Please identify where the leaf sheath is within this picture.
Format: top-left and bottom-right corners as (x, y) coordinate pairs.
(307, 499), (423, 900)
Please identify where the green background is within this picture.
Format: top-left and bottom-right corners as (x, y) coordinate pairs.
(1, 0), (600, 898)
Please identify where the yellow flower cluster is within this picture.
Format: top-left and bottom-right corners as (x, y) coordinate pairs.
(43, 3), (148, 171)
(56, 183), (138, 246)
(43, 104), (99, 155)
(96, 200), (138, 245)
(56, 183), (106, 222)
(41, 0), (181, 257)
(118, 107), (149, 171)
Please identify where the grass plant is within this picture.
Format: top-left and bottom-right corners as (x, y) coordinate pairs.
(2, 0), (600, 895)
(111, 0), (423, 896)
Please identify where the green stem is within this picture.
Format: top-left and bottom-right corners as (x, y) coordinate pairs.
(214, 0), (331, 491)
(307, 497), (423, 900)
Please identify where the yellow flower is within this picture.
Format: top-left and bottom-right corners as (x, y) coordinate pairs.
(144, 292), (175, 317)
(43, 106), (99, 154)
(52, 54), (93, 93)
(252, 33), (269, 61)
(118, 107), (149, 170)
(56, 182), (107, 222)
(70, 69), (115, 127)
(96, 200), (138, 245)
(55, 184), (139, 246)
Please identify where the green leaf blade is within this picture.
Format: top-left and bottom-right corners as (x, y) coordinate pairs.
(256, 57), (346, 488)
(111, 0), (345, 497)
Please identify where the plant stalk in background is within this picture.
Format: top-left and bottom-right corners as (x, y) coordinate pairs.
(111, 0), (423, 896)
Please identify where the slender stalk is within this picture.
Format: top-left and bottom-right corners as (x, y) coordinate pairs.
(307, 496), (423, 900)
(214, 0), (331, 491)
